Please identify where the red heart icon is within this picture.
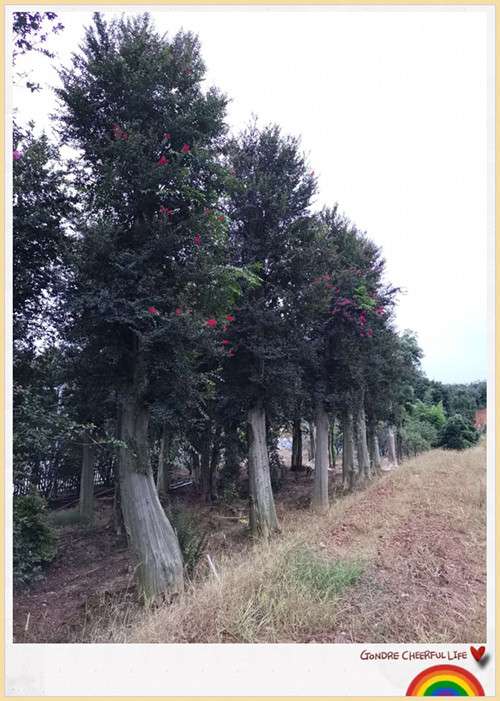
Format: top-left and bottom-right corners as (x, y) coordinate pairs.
(470, 645), (485, 661)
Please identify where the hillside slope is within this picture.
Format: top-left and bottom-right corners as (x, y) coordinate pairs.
(96, 443), (486, 644)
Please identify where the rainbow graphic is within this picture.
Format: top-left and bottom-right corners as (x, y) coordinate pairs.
(406, 664), (484, 696)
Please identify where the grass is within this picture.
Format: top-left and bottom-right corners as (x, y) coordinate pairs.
(288, 548), (364, 600)
(72, 442), (488, 643)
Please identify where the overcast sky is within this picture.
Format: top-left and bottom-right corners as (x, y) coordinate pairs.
(10, 6), (492, 384)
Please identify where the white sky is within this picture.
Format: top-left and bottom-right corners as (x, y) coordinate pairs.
(10, 6), (492, 384)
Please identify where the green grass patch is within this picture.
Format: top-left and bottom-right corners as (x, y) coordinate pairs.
(287, 547), (364, 600)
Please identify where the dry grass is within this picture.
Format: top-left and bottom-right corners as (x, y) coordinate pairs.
(89, 442), (486, 644)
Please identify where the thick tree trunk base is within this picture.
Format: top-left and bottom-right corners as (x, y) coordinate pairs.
(342, 407), (356, 491)
(247, 405), (280, 538)
(387, 427), (399, 468)
(311, 405), (329, 512)
(355, 402), (371, 482)
(120, 392), (184, 605)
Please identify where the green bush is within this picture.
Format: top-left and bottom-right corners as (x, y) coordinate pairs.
(439, 414), (479, 450)
(400, 416), (438, 455)
(412, 400), (446, 431)
(167, 505), (207, 578)
(13, 493), (57, 585)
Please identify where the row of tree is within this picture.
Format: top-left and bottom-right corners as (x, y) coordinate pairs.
(13, 13), (485, 602)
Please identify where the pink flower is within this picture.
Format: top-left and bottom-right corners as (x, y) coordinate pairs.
(163, 132), (171, 141)
(227, 349), (236, 357)
(157, 155), (168, 166)
(338, 298), (352, 307)
(226, 314), (235, 322)
(194, 234), (202, 247)
(181, 143), (191, 154)
(13, 150), (22, 161)
(206, 319), (217, 328)
(217, 215), (225, 222)
(375, 306), (385, 316)
(175, 308), (183, 316)
(367, 328), (373, 337)
(112, 124), (128, 140)
(160, 206), (174, 218)
(222, 339), (230, 345)
(147, 306), (160, 315)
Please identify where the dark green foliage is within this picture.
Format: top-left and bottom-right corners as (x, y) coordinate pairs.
(415, 379), (486, 420)
(13, 126), (72, 350)
(439, 414), (480, 450)
(13, 493), (57, 584)
(223, 122), (317, 415)
(56, 13), (252, 413)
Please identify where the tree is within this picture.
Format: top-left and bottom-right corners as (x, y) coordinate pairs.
(225, 122), (316, 535)
(439, 415), (479, 450)
(13, 125), (72, 352)
(55, 13), (248, 602)
(304, 207), (397, 501)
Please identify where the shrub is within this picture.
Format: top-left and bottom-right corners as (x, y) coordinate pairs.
(412, 400), (446, 431)
(167, 505), (207, 578)
(400, 416), (438, 455)
(13, 493), (57, 585)
(439, 414), (479, 450)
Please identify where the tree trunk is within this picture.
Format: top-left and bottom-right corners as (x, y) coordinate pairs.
(200, 428), (212, 503)
(156, 422), (171, 498)
(311, 404), (329, 512)
(208, 426), (222, 502)
(291, 418), (303, 471)
(308, 422), (315, 461)
(387, 426), (398, 467)
(342, 407), (356, 490)
(396, 427), (404, 464)
(247, 404), (279, 537)
(367, 421), (382, 475)
(79, 439), (96, 523)
(355, 400), (371, 481)
(191, 450), (201, 483)
(222, 424), (241, 491)
(112, 478), (124, 537)
(328, 422), (336, 469)
(119, 391), (183, 604)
